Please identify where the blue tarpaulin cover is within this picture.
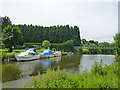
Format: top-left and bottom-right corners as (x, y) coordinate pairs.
(39, 49), (53, 55)
(68, 52), (72, 54)
(25, 48), (29, 50)
(25, 48), (38, 54)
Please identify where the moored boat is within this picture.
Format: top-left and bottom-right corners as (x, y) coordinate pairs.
(54, 51), (61, 57)
(39, 49), (54, 58)
(15, 48), (40, 61)
(40, 54), (54, 59)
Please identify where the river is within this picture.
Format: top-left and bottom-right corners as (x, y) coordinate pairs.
(2, 54), (116, 88)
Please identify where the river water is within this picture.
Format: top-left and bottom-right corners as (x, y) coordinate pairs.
(2, 54), (115, 88)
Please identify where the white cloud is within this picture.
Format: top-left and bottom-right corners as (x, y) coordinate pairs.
(1, 1), (118, 43)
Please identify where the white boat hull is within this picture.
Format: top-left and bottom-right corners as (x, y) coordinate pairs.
(15, 55), (40, 61)
(54, 51), (61, 57)
(40, 55), (54, 59)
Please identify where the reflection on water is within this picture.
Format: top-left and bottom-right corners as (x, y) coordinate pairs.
(40, 61), (52, 69)
(2, 57), (61, 82)
(2, 54), (115, 88)
(79, 55), (115, 73)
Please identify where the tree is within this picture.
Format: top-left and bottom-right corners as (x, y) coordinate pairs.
(2, 16), (12, 30)
(89, 40), (99, 46)
(42, 40), (51, 48)
(88, 44), (98, 54)
(82, 39), (86, 45)
(71, 26), (81, 46)
(99, 42), (112, 54)
(89, 40), (94, 44)
(99, 42), (109, 47)
(114, 33), (120, 55)
(2, 25), (23, 52)
(63, 40), (74, 52)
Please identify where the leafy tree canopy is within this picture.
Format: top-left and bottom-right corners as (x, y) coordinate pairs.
(2, 25), (23, 51)
(99, 42), (110, 47)
(114, 33), (120, 55)
(88, 43), (97, 47)
(114, 33), (120, 48)
(42, 40), (51, 48)
(16, 24), (81, 46)
(2, 16), (12, 30)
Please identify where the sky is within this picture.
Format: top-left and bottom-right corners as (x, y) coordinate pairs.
(0, 0), (119, 43)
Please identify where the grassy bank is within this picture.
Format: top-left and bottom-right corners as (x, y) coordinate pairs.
(1, 48), (69, 61)
(1, 48), (45, 61)
(1, 49), (26, 61)
(26, 61), (118, 88)
(0, 49), (25, 52)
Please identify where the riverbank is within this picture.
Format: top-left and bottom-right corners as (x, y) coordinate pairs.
(2, 54), (116, 88)
(1, 48), (69, 62)
(26, 61), (118, 88)
(1, 47), (116, 62)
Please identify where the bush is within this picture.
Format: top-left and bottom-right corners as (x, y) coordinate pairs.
(13, 49), (25, 53)
(26, 62), (118, 88)
(22, 45), (26, 49)
(1, 49), (24, 60)
(36, 47), (46, 53)
(82, 49), (89, 54)
(24, 43), (42, 47)
(1, 49), (9, 52)
(42, 40), (51, 49)
(51, 40), (74, 52)
(115, 56), (120, 62)
(52, 48), (56, 51)
(2, 52), (16, 60)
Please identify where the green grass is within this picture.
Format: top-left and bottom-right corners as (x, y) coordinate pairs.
(24, 43), (42, 45)
(36, 47), (46, 53)
(13, 49), (25, 52)
(26, 61), (118, 88)
(2, 52), (17, 60)
(0, 49), (25, 52)
(24, 43), (42, 47)
(1, 48), (50, 60)
(1, 49), (26, 61)
(0, 49), (8, 52)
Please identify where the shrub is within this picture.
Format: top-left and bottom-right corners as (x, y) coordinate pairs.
(24, 43), (42, 47)
(22, 45), (26, 49)
(13, 49), (25, 53)
(52, 48), (56, 51)
(36, 47), (46, 53)
(2, 52), (16, 60)
(82, 49), (89, 54)
(115, 56), (120, 62)
(26, 62), (118, 88)
(51, 40), (74, 52)
(42, 40), (51, 49)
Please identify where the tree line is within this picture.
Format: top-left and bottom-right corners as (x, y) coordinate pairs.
(2, 16), (81, 51)
(2, 16), (119, 55)
(81, 39), (116, 54)
(16, 24), (81, 46)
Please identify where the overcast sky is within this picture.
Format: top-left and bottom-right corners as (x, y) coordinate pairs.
(0, 0), (118, 43)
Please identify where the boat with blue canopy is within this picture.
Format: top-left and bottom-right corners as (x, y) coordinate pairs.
(15, 48), (40, 61)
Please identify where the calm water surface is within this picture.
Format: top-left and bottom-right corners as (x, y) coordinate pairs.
(2, 54), (115, 88)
